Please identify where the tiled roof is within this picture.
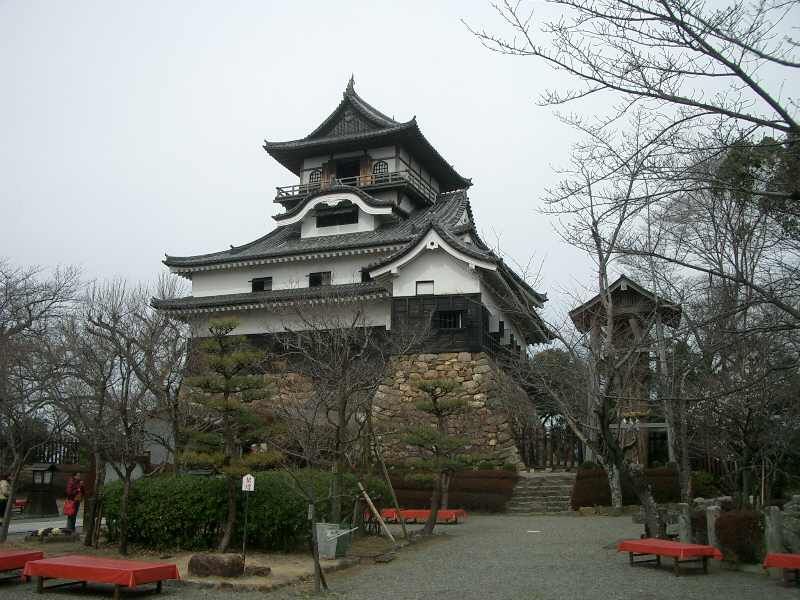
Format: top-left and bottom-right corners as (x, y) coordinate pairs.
(164, 189), (474, 269)
(273, 184), (401, 222)
(152, 281), (389, 313)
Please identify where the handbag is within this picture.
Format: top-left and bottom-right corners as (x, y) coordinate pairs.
(63, 499), (77, 516)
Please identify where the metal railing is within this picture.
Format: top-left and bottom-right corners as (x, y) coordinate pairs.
(275, 169), (438, 204)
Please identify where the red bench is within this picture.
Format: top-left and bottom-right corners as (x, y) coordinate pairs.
(380, 508), (467, 524)
(618, 538), (722, 576)
(23, 555), (180, 599)
(0, 550), (44, 582)
(763, 553), (800, 586)
(13, 499), (28, 513)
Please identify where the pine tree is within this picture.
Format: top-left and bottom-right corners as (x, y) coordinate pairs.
(184, 317), (278, 552)
(403, 378), (477, 535)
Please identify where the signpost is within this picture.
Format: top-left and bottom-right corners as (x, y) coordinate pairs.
(241, 474), (255, 561)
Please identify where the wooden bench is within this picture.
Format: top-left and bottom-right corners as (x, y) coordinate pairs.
(23, 555), (180, 599)
(0, 550), (44, 583)
(380, 508), (467, 524)
(763, 553), (800, 586)
(618, 538), (722, 576)
(13, 499), (28, 514)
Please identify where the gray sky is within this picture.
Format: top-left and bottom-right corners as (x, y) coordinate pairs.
(4, 1), (789, 318)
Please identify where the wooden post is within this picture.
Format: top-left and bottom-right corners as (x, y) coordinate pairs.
(357, 482), (396, 545)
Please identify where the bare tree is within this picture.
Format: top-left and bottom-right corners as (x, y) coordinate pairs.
(0, 260), (79, 542)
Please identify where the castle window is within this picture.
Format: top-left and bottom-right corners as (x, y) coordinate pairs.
(416, 280), (434, 295)
(436, 310), (463, 330)
(361, 269), (372, 283)
(316, 207), (358, 228)
(309, 271), (331, 287)
(498, 320), (505, 337)
(308, 169), (321, 184)
(372, 160), (389, 176)
(251, 277), (272, 293)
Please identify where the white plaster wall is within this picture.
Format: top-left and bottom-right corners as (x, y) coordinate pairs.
(301, 211), (376, 238)
(392, 249), (480, 297)
(480, 282), (523, 346)
(189, 299), (392, 335)
(191, 253), (384, 297)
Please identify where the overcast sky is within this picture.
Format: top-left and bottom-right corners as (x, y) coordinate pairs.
(3, 1), (792, 318)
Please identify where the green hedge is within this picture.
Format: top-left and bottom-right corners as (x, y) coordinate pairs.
(102, 470), (387, 551)
(571, 468), (680, 509)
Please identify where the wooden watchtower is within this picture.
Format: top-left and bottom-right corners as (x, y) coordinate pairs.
(569, 275), (681, 465)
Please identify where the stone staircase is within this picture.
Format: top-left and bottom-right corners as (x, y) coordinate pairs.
(506, 471), (576, 514)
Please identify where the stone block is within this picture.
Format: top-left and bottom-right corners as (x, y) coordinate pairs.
(188, 553), (245, 578)
(578, 506), (596, 516)
(244, 565), (272, 577)
(457, 352), (471, 362)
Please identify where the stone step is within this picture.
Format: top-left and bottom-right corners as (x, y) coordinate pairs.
(507, 501), (572, 510)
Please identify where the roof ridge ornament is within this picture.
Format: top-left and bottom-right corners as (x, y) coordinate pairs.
(345, 74), (355, 95)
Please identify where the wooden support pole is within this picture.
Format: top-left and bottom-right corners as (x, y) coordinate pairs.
(357, 482), (396, 545)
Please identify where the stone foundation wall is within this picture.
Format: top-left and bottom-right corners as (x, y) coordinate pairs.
(373, 351), (525, 468)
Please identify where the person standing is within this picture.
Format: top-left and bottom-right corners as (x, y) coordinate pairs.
(65, 472), (85, 531)
(0, 474), (10, 523)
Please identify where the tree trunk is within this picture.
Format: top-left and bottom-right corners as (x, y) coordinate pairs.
(119, 475), (131, 555)
(626, 463), (662, 537)
(608, 464), (623, 509)
(84, 451), (106, 546)
(218, 475), (237, 552)
(441, 472), (451, 510)
(307, 493), (327, 593)
(374, 442), (408, 539)
(331, 459), (341, 524)
(422, 472), (443, 535)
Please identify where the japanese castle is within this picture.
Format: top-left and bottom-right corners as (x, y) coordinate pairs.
(155, 79), (548, 359)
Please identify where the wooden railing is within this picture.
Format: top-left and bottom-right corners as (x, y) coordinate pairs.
(275, 169), (438, 204)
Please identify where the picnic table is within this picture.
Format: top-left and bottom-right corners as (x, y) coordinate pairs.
(0, 550), (44, 582)
(23, 555), (180, 599)
(763, 553), (800, 586)
(618, 538), (722, 576)
(380, 508), (467, 524)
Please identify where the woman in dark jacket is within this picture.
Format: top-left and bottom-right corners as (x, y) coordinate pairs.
(65, 472), (85, 530)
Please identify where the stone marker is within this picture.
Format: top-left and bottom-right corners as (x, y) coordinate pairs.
(783, 495), (800, 553)
(765, 506), (784, 553)
(244, 565), (272, 577)
(706, 505), (721, 550)
(188, 553), (245, 578)
(677, 503), (692, 543)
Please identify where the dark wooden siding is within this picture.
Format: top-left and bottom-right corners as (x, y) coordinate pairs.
(391, 293), (487, 353)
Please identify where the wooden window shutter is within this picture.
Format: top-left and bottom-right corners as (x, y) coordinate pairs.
(360, 156), (373, 185)
(321, 161), (335, 187)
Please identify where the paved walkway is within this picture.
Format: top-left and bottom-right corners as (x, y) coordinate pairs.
(4, 516), (81, 536)
(1, 515), (797, 599)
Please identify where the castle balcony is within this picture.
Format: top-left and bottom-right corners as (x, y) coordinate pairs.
(275, 169), (438, 206)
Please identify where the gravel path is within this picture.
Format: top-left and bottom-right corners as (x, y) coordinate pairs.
(1, 515), (796, 600)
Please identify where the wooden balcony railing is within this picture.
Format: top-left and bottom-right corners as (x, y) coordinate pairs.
(275, 170), (438, 204)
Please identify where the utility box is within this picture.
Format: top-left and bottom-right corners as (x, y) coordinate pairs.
(315, 523), (352, 559)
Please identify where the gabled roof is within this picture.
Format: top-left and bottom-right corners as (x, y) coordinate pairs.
(262, 79), (471, 192)
(569, 275), (682, 332)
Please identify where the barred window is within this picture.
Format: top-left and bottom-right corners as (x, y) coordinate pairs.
(436, 310), (463, 330)
(308, 169), (321, 184)
(309, 271), (331, 287)
(372, 160), (389, 175)
(251, 277), (272, 293)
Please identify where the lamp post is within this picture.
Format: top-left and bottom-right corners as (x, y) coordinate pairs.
(27, 464), (59, 517)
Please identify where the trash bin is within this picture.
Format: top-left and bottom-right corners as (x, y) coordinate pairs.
(315, 523), (352, 559)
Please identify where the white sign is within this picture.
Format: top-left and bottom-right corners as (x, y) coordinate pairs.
(242, 474), (255, 492)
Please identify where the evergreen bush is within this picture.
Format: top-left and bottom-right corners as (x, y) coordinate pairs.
(715, 509), (764, 564)
(102, 470), (386, 551)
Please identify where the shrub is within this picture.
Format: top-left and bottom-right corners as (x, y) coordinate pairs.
(715, 510), (764, 564)
(691, 471), (721, 499)
(570, 467), (680, 509)
(102, 470), (387, 551)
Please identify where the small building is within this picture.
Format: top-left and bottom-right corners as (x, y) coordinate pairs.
(154, 80), (550, 465)
(569, 275), (682, 466)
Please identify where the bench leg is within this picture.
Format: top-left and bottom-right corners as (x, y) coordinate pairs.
(674, 558), (681, 576)
(113, 584), (120, 600)
(703, 557), (709, 574)
(37, 576), (44, 593)
(156, 580), (163, 594)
